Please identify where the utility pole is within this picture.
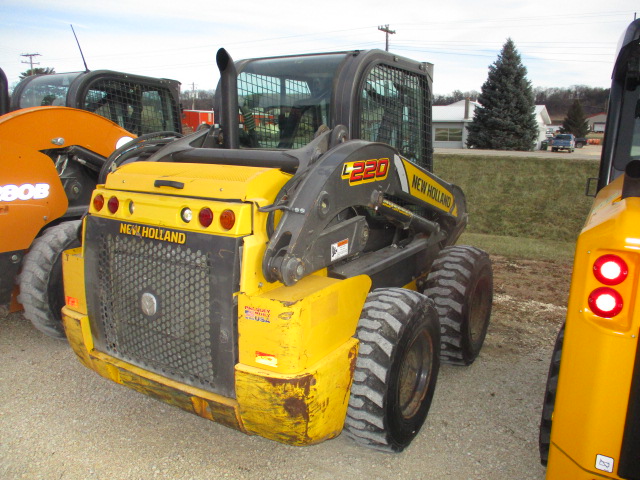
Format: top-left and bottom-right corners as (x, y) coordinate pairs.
(20, 53), (41, 74)
(378, 25), (396, 52)
(190, 82), (197, 109)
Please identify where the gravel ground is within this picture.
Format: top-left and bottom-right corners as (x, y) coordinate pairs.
(0, 255), (565, 480)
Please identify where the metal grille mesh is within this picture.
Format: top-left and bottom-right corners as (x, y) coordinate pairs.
(83, 79), (179, 136)
(97, 233), (217, 390)
(360, 64), (432, 170)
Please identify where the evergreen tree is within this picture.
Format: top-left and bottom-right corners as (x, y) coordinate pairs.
(466, 39), (538, 150)
(19, 67), (55, 79)
(561, 99), (589, 137)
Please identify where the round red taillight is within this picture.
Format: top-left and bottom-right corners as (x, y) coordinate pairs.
(588, 287), (623, 318)
(107, 196), (119, 214)
(93, 194), (105, 211)
(220, 209), (236, 230)
(593, 254), (628, 286)
(199, 207), (214, 227)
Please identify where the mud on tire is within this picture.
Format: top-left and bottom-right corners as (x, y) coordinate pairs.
(422, 245), (493, 366)
(345, 288), (440, 452)
(17, 221), (81, 338)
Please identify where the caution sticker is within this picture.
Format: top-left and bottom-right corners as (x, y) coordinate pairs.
(255, 351), (278, 367)
(331, 238), (349, 261)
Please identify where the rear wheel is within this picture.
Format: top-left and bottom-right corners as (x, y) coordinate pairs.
(345, 288), (440, 452)
(422, 245), (493, 365)
(18, 221), (81, 338)
(539, 324), (564, 465)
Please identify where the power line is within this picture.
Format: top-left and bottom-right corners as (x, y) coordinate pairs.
(20, 53), (41, 73)
(378, 25), (396, 52)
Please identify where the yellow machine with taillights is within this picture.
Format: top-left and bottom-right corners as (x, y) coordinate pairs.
(62, 48), (494, 451)
(540, 19), (640, 479)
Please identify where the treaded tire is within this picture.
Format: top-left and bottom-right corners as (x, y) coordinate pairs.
(345, 288), (440, 452)
(422, 245), (493, 365)
(539, 324), (564, 466)
(17, 221), (81, 338)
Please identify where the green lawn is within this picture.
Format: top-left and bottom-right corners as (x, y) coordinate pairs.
(433, 154), (600, 262)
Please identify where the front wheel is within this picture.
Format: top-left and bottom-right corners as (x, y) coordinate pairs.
(345, 288), (440, 452)
(18, 221), (81, 338)
(422, 246), (493, 365)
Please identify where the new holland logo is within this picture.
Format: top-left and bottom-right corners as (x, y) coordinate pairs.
(119, 222), (187, 244)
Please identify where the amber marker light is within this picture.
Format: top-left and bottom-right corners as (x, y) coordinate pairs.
(93, 194), (105, 211)
(220, 209), (236, 230)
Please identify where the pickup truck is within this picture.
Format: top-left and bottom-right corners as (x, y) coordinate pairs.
(549, 134), (575, 152)
(574, 137), (587, 148)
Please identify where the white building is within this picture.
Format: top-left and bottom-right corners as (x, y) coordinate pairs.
(433, 99), (552, 149)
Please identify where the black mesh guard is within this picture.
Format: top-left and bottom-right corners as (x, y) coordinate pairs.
(84, 216), (240, 398)
(359, 64), (432, 171)
(82, 79), (180, 136)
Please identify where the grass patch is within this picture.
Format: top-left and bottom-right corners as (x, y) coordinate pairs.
(458, 232), (576, 263)
(433, 154), (599, 243)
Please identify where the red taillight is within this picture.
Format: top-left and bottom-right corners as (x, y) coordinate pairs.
(220, 209), (235, 230)
(588, 287), (624, 318)
(93, 194), (104, 211)
(593, 254), (628, 285)
(199, 207), (214, 227)
(107, 196), (119, 214)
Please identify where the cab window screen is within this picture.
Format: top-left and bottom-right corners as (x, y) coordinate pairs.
(360, 64), (431, 169)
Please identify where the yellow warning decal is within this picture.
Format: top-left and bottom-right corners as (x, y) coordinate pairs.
(119, 222), (186, 244)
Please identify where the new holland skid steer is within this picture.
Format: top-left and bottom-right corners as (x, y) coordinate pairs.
(0, 69), (182, 337)
(61, 48), (493, 451)
(540, 19), (640, 479)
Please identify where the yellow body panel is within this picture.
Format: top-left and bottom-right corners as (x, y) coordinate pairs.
(238, 274), (371, 373)
(547, 175), (640, 479)
(62, 186), (373, 445)
(104, 161), (292, 205)
(0, 107), (134, 252)
(235, 339), (359, 445)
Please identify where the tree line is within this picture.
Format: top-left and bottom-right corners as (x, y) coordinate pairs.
(434, 85), (609, 120)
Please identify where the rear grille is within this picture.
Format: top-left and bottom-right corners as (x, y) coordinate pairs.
(85, 216), (240, 397)
(98, 234), (215, 387)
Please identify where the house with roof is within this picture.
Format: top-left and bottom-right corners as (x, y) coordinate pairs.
(587, 112), (607, 133)
(432, 99), (552, 149)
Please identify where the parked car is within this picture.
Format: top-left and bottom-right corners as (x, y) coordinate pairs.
(549, 134), (575, 152)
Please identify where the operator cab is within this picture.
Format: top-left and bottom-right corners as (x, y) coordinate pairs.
(598, 20), (640, 190)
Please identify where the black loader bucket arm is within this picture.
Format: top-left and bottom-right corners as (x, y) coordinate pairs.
(261, 131), (467, 286)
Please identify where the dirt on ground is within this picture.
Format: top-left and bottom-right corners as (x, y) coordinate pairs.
(0, 254), (572, 480)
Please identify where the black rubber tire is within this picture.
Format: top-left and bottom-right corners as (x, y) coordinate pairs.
(539, 324), (564, 466)
(422, 245), (493, 365)
(345, 288), (440, 452)
(17, 221), (81, 338)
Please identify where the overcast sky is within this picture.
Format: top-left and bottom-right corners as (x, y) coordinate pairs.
(0, 1), (637, 96)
